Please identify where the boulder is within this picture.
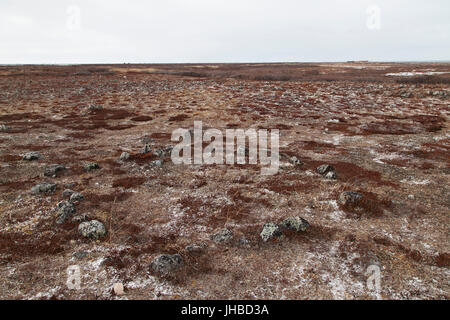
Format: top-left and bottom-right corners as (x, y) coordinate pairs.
(31, 182), (57, 194)
(22, 152), (41, 161)
(260, 223), (282, 242)
(78, 220), (107, 239)
(56, 201), (76, 224)
(44, 164), (66, 177)
(210, 228), (233, 243)
(280, 217), (310, 232)
(150, 254), (183, 274)
(338, 191), (363, 206)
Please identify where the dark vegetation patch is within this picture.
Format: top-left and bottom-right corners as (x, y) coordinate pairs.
(0, 154), (22, 162)
(338, 190), (393, 218)
(112, 177), (146, 189)
(129, 152), (158, 165)
(168, 114), (190, 122)
(85, 192), (133, 206)
(130, 116), (153, 122)
(395, 75), (450, 85)
(259, 174), (316, 195)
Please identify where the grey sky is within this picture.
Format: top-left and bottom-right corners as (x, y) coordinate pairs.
(1, 0), (449, 64)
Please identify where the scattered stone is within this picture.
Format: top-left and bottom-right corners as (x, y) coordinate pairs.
(78, 220), (107, 240)
(338, 191), (363, 206)
(150, 159), (164, 167)
(31, 182), (57, 194)
(0, 124), (10, 131)
(143, 144), (152, 154)
(44, 164), (66, 177)
(316, 164), (335, 175)
(73, 251), (88, 259)
(119, 152), (130, 161)
(88, 104), (103, 111)
(84, 162), (100, 171)
(62, 189), (75, 198)
(185, 243), (207, 255)
(260, 223), (282, 242)
(238, 237), (251, 247)
(113, 283), (124, 296)
(153, 146), (174, 158)
(280, 217), (310, 232)
(22, 152), (41, 161)
(70, 192), (84, 203)
(150, 254), (183, 274)
(210, 228), (233, 243)
(290, 156), (303, 166)
(408, 194), (415, 200)
(56, 201), (76, 224)
(324, 170), (337, 180)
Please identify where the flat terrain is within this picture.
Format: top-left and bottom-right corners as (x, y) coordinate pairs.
(0, 62), (449, 299)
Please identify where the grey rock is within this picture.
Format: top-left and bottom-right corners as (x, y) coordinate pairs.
(290, 156), (303, 166)
(260, 223), (282, 242)
(78, 220), (107, 239)
(316, 164), (335, 175)
(44, 164), (66, 177)
(31, 182), (57, 194)
(70, 192), (84, 203)
(62, 189), (75, 198)
(338, 191), (363, 206)
(22, 152), (41, 161)
(280, 217), (310, 232)
(73, 251), (88, 259)
(56, 201), (76, 224)
(150, 254), (183, 274)
(143, 144), (152, 154)
(185, 243), (207, 255)
(150, 159), (164, 167)
(84, 162), (100, 171)
(119, 152), (130, 161)
(210, 228), (233, 243)
(88, 104), (103, 111)
(324, 170), (337, 180)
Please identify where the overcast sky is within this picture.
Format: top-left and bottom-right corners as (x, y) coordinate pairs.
(0, 0), (449, 64)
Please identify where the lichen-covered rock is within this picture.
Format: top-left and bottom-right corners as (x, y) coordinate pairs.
(70, 192), (84, 203)
(84, 162), (100, 171)
(22, 152), (41, 161)
(31, 182), (57, 194)
(338, 191), (363, 206)
(78, 220), (107, 239)
(210, 228), (233, 243)
(119, 152), (130, 161)
(260, 223), (282, 242)
(316, 164), (335, 175)
(56, 201), (76, 224)
(0, 124), (10, 131)
(280, 217), (310, 232)
(150, 254), (183, 274)
(44, 164), (66, 177)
